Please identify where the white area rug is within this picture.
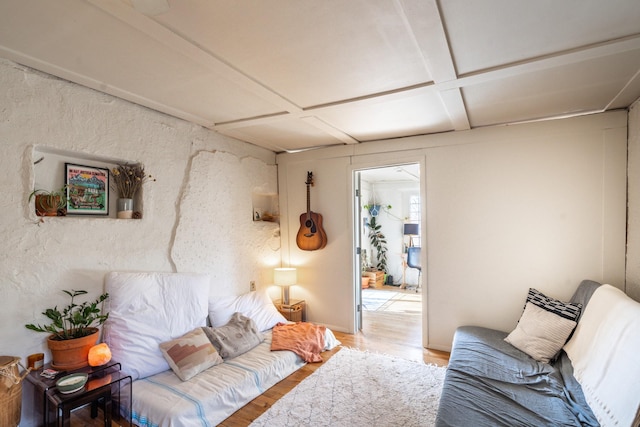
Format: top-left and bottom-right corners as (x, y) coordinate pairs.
(362, 289), (398, 311)
(250, 347), (446, 427)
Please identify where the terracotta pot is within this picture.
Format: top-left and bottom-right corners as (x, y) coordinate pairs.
(47, 328), (99, 370)
(35, 194), (63, 216)
(361, 277), (370, 289)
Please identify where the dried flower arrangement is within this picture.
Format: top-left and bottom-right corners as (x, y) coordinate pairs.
(111, 163), (155, 199)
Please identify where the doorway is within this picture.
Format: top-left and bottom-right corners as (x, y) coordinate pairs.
(354, 164), (422, 345)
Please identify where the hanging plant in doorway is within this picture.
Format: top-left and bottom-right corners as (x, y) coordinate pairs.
(368, 216), (388, 273)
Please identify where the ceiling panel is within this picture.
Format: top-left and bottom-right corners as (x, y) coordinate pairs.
(360, 163), (421, 183)
(0, 0), (287, 124)
(219, 119), (348, 153)
(441, 0), (640, 75)
(316, 91), (453, 141)
(0, 0), (639, 152)
(153, 0), (433, 107)
(463, 48), (640, 127)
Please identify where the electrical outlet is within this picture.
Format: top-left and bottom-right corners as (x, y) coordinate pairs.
(250, 281), (256, 291)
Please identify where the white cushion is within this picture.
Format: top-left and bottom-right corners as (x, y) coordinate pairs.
(103, 272), (210, 380)
(563, 285), (640, 427)
(208, 288), (286, 332)
(504, 302), (577, 363)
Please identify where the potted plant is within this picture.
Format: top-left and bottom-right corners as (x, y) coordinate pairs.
(368, 216), (388, 273)
(28, 186), (68, 216)
(363, 203), (391, 217)
(25, 289), (109, 370)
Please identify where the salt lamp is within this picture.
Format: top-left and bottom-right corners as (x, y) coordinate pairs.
(88, 343), (112, 367)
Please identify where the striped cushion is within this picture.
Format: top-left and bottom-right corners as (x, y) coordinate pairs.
(526, 288), (582, 321)
(159, 327), (223, 381)
(505, 302), (577, 363)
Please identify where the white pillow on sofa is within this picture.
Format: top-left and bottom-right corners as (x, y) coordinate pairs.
(208, 288), (286, 332)
(103, 272), (210, 380)
(504, 302), (577, 363)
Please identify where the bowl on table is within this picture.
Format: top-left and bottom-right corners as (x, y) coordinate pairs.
(56, 372), (88, 394)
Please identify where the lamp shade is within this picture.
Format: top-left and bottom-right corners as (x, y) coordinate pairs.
(274, 267), (297, 286)
(403, 223), (419, 235)
(274, 267), (296, 305)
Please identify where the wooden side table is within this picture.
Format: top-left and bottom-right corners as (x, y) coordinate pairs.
(26, 360), (132, 426)
(275, 299), (306, 322)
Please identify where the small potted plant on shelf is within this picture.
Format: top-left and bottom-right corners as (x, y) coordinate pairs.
(25, 289), (109, 370)
(111, 162), (155, 219)
(28, 186), (68, 216)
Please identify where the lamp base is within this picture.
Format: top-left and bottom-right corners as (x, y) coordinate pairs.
(280, 286), (290, 305)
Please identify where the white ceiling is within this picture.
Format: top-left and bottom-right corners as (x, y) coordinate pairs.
(2, 0), (640, 153)
(360, 163), (420, 184)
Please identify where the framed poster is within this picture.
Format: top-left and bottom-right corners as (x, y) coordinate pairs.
(65, 163), (109, 215)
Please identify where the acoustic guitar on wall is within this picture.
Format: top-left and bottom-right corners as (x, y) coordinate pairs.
(296, 171), (327, 251)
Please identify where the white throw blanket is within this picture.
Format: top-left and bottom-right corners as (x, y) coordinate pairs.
(563, 284), (640, 427)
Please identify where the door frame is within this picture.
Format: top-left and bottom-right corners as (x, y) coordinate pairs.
(350, 158), (426, 345)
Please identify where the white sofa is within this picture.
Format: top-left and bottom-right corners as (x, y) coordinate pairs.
(102, 271), (338, 427)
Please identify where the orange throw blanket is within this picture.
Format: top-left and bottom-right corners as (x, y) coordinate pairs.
(271, 322), (326, 362)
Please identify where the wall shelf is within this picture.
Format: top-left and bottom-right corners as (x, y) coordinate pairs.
(30, 146), (145, 220)
(252, 192), (279, 223)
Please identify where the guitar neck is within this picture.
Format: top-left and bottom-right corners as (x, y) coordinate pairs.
(306, 184), (311, 217)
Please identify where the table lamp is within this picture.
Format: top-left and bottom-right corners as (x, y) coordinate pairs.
(403, 223), (419, 247)
(274, 267), (297, 305)
(88, 343), (112, 367)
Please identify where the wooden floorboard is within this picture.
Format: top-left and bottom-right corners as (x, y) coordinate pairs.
(72, 288), (449, 426)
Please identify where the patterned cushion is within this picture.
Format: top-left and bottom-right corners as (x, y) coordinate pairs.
(159, 328), (223, 381)
(203, 312), (264, 359)
(526, 288), (582, 321)
(505, 302), (578, 363)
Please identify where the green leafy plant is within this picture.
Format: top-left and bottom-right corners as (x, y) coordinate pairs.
(28, 186), (69, 216)
(363, 204), (392, 217)
(368, 216), (388, 273)
(25, 290), (109, 340)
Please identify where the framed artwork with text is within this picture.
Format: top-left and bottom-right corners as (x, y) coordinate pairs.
(65, 163), (109, 215)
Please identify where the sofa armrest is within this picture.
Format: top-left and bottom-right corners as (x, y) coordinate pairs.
(569, 280), (601, 320)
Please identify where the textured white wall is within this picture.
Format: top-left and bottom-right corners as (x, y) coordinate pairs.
(172, 150), (281, 294)
(0, 59), (279, 390)
(278, 111), (628, 351)
(626, 99), (640, 302)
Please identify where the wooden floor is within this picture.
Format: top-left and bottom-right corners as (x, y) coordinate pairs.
(73, 287), (449, 426)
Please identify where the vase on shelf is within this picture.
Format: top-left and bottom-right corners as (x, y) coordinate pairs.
(117, 198), (133, 219)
